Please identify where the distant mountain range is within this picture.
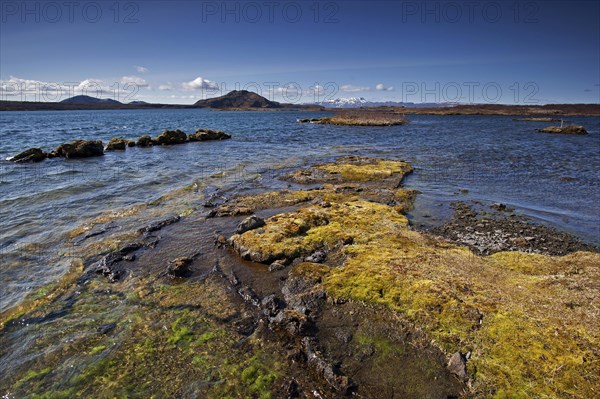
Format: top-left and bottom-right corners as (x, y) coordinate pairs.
(315, 97), (455, 108)
(2, 92), (599, 115)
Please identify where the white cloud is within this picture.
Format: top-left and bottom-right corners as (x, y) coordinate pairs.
(375, 83), (394, 91)
(0, 76), (138, 101)
(341, 84), (370, 92)
(182, 76), (219, 91)
(135, 66), (148, 73)
(158, 83), (173, 91)
(120, 75), (149, 87)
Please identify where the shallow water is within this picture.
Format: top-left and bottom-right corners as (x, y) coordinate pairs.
(0, 109), (599, 313)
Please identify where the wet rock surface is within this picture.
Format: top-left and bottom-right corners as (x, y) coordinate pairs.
(235, 215), (265, 234)
(155, 129), (187, 145)
(136, 134), (153, 147)
(105, 137), (128, 151)
(430, 201), (597, 256)
(9, 147), (47, 163)
(55, 139), (104, 158)
(188, 128), (232, 141)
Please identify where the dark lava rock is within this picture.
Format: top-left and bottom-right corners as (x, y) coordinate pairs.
(302, 337), (353, 394)
(55, 140), (104, 158)
(105, 138), (128, 151)
(97, 323), (116, 334)
(92, 242), (143, 282)
(305, 250), (327, 263)
(537, 125), (587, 135)
(155, 129), (187, 145)
(282, 379), (300, 398)
(214, 234), (228, 248)
(490, 203), (514, 212)
(93, 252), (124, 282)
(270, 310), (311, 336)
(268, 259), (287, 272)
(138, 215), (181, 234)
(10, 148), (47, 163)
(137, 135), (153, 147)
(127, 140), (136, 147)
(261, 294), (283, 317)
(447, 352), (468, 381)
(235, 215), (265, 234)
(430, 201), (597, 256)
(188, 128), (232, 141)
(168, 257), (192, 277)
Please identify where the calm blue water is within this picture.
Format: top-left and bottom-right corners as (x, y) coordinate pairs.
(1, 109), (599, 312)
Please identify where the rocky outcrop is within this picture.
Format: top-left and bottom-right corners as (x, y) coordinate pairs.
(137, 135), (153, 147)
(105, 138), (128, 151)
(536, 125), (587, 135)
(155, 129), (187, 145)
(447, 352), (468, 381)
(54, 140), (104, 158)
(9, 148), (47, 163)
(235, 215), (265, 234)
(11, 127), (233, 165)
(188, 129), (232, 141)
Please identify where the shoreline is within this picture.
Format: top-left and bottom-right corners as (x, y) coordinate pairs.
(1, 156), (598, 398)
(2, 101), (599, 116)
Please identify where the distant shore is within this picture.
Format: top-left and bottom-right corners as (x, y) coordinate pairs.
(2, 100), (599, 116)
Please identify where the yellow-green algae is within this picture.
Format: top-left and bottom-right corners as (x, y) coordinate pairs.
(3, 272), (282, 398)
(230, 176), (600, 398)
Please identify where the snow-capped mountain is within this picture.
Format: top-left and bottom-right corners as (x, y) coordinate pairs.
(314, 97), (457, 109)
(317, 97), (370, 108)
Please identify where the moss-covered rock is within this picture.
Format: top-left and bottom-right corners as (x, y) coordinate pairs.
(227, 157), (600, 398)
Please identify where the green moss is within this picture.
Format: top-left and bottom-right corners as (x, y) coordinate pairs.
(89, 345), (107, 355)
(316, 158), (412, 181)
(228, 169), (600, 398)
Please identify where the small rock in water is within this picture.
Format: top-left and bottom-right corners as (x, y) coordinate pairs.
(155, 129), (187, 145)
(136, 135), (153, 147)
(105, 137), (128, 151)
(55, 139), (104, 158)
(269, 259), (287, 272)
(10, 148), (47, 163)
(447, 352), (468, 381)
(97, 323), (116, 334)
(168, 257), (192, 277)
(236, 215), (265, 234)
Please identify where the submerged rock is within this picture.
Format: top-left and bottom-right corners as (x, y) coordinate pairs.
(235, 215), (265, 234)
(105, 137), (128, 151)
(536, 125), (587, 135)
(138, 215), (181, 233)
(9, 148), (47, 163)
(137, 135), (153, 147)
(155, 129), (187, 145)
(167, 257), (192, 277)
(55, 140), (104, 158)
(188, 128), (231, 141)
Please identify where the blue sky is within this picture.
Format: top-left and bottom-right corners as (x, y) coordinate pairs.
(1, 0), (599, 104)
